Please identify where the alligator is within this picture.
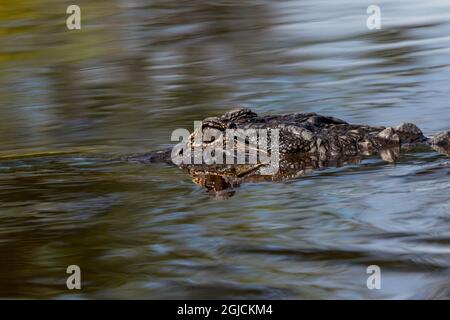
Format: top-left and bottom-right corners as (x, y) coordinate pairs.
(127, 108), (450, 197)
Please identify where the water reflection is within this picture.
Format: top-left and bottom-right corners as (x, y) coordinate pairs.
(1, 0), (450, 299)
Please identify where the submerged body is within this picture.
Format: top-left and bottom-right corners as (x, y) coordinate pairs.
(128, 108), (450, 196)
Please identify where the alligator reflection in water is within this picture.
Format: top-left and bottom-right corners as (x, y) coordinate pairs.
(186, 148), (408, 198)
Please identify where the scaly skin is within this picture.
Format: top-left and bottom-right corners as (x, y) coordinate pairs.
(127, 108), (450, 197)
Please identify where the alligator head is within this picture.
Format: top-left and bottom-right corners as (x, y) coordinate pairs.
(178, 108), (279, 177)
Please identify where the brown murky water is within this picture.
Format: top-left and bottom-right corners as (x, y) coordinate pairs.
(1, 0), (450, 299)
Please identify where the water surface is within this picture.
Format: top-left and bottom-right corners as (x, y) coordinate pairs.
(1, 0), (450, 299)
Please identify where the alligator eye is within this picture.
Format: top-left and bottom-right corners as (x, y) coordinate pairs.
(204, 136), (216, 144)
